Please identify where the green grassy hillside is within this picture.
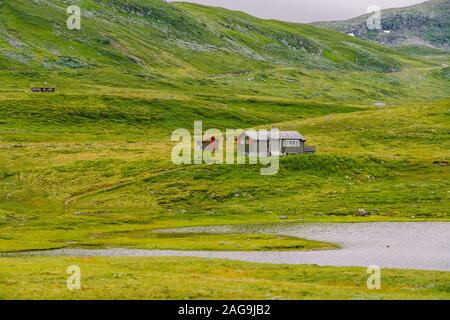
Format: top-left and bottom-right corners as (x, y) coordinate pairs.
(0, 0), (449, 253)
(316, 0), (450, 49)
(2, 257), (450, 299)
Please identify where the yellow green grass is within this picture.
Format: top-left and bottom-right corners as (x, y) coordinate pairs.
(0, 257), (449, 300)
(78, 232), (337, 251)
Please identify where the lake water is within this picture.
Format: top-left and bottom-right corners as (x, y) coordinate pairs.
(6, 222), (450, 271)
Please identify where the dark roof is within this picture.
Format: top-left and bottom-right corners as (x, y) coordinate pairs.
(241, 130), (306, 141)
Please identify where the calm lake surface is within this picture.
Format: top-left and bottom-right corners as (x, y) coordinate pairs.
(8, 222), (450, 271)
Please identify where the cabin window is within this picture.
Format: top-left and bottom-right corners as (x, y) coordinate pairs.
(283, 140), (300, 147)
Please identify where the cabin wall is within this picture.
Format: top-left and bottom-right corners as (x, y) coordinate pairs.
(281, 140), (304, 154)
(239, 137), (311, 156)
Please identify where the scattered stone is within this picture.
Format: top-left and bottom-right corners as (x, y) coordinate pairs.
(374, 102), (386, 107)
(7, 37), (25, 49)
(3, 51), (32, 64)
(112, 272), (126, 278)
(357, 208), (369, 216)
(73, 212), (85, 215)
(56, 56), (90, 69)
(31, 87), (56, 93)
(279, 215), (288, 220)
(433, 161), (449, 166)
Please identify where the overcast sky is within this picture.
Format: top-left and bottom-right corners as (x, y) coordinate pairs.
(169, 0), (428, 23)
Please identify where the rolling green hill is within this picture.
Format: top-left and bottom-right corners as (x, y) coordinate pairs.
(315, 0), (450, 49)
(0, 0), (449, 299)
(0, 0), (447, 101)
(1, 0), (405, 74)
(0, 0), (448, 247)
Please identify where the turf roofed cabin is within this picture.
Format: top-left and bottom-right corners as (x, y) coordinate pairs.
(237, 129), (316, 157)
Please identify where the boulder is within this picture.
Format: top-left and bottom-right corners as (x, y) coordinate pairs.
(357, 208), (369, 216)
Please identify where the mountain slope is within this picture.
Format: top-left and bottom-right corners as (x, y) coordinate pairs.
(315, 0), (450, 49)
(0, 0), (428, 82)
(0, 0), (405, 74)
(1, 0), (448, 107)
